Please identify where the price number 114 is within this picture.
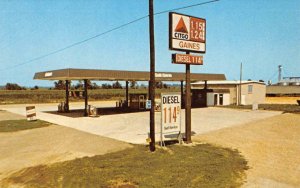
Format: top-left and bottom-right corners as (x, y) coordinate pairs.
(163, 106), (180, 124)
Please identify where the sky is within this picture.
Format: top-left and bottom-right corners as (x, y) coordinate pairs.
(0, 0), (299, 87)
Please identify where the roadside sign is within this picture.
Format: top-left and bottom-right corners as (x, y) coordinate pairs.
(169, 12), (206, 53)
(172, 53), (203, 65)
(161, 93), (181, 142)
(146, 100), (151, 109)
(26, 106), (36, 121)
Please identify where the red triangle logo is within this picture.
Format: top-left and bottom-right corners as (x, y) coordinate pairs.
(175, 17), (188, 33)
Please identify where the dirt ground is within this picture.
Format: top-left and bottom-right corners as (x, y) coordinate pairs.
(265, 97), (300, 104)
(193, 113), (300, 188)
(0, 111), (132, 184)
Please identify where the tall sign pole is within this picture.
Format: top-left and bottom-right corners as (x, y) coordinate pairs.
(149, 0), (156, 152)
(185, 52), (192, 143)
(169, 12), (206, 143)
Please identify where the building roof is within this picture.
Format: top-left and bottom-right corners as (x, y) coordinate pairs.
(192, 80), (265, 85)
(33, 68), (226, 82)
(266, 85), (300, 94)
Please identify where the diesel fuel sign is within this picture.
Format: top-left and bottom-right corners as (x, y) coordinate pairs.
(169, 12), (206, 53)
(161, 93), (181, 141)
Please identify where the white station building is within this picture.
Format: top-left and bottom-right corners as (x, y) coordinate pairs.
(191, 80), (266, 106)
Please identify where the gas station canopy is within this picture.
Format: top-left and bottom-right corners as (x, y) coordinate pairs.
(34, 68), (226, 82)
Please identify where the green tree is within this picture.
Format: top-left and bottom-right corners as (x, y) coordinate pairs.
(163, 83), (168, 89)
(130, 81), (137, 89)
(74, 81), (83, 90)
(112, 81), (122, 89)
(92, 82), (99, 89)
(155, 81), (163, 89)
(101, 83), (112, 89)
(54, 80), (66, 90)
(5, 83), (24, 90)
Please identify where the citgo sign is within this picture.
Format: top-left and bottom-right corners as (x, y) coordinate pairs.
(169, 12), (206, 53)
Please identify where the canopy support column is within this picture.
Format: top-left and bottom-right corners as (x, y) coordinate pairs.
(84, 79), (88, 116)
(65, 80), (70, 112)
(125, 81), (129, 107)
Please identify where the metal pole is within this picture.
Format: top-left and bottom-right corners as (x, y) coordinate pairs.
(185, 52), (192, 143)
(84, 79), (88, 116)
(278, 65), (282, 83)
(149, 0), (156, 152)
(65, 80), (69, 112)
(239, 62), (242, 105)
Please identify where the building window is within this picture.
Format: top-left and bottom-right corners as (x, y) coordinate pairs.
(248, 85), (253, 93)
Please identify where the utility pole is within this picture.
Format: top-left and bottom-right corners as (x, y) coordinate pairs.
(239, 62), (242, 105)
(149, 0), (155, 152)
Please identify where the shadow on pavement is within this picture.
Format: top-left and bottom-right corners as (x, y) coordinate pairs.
(44, 107), (149, 118)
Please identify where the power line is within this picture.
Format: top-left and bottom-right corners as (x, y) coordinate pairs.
(1, 0), (220, 71)
(155, 0), (220, 15)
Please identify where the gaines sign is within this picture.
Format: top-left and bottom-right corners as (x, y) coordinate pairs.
(161, 93), (181, 141)
(169, 12), (206, 53)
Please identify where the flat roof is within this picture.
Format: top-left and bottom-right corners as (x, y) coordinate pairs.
(34, 68), (226, 82)
(192, 80), (265, 85)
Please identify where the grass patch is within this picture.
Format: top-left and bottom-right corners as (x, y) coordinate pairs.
(4, 144), (248, 188)
(0, 119), (51, 132)
(222, 104), (300, 114)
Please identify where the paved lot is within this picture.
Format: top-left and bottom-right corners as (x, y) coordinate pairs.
(0, 102), (281, 144)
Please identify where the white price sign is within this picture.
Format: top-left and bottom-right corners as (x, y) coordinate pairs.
(161, 93), (181, 138)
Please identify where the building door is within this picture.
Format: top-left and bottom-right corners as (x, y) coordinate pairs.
(214, 94), (218, 106)
(219, 94), (223, 105)
(223, 94), (230, 105)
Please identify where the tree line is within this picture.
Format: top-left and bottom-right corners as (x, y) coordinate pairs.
(2, 80), (169, 90)
(53, 80), (168, 90)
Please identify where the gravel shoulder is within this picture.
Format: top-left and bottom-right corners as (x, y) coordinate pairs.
(0, 112), (132, 182)
(193, 113), (300, 188)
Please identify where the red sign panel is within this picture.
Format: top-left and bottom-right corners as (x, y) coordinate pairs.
(172, 54), (203, 65)
(190, 17), (206, 43)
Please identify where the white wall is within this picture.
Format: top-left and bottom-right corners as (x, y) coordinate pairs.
(207, 93), (214, 106)
(207, 93), (230, 106)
